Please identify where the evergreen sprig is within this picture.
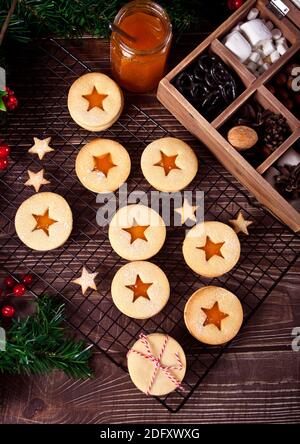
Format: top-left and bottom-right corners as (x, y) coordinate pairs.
(0, 294), (92, 379)
(0, 0), (228, 44)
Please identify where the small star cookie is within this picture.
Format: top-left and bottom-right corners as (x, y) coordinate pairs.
(229, 211), (253, 235)
(28, 137), (54, 160)
(72, 266), (98, 295)
(24, 169), (50, 193)
(175, 198), (199, 224)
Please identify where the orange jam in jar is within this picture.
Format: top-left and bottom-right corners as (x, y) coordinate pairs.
(110, 1), (172, 93)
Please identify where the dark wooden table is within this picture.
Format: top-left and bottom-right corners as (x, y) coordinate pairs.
(0, 34), (300, 424)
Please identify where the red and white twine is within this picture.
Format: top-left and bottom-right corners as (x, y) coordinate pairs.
(128, 333), (184, 396)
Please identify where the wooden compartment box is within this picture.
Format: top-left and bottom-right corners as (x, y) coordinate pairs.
(157, 0), (300, 232)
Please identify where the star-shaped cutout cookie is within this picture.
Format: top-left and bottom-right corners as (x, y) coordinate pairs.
(32, 208), (58, 236)
(72, 266), (98, 295)
(154, 151), (181, 176)
(82, 86), (108, 111)
(122, 218), (150, 244)
(28, 137), (54, 160)
(175, 198), (199, 224)
(197, 236), (225, 261)
(24, 169), (50, 193)
(125, 275), (153, 303)
(93, 152), (116, 177)
(202, 301), (229, 331)
(229, 211), (253, 235)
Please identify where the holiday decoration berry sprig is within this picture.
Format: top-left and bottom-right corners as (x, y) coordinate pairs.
(0, 273), (33, 318)
(0, 294), (92, 378)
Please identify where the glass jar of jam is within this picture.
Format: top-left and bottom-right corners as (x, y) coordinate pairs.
(110, 1), (172, 93)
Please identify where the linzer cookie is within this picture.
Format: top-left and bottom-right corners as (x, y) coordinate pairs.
(141, 137), (198, 192)
(182, 221), (240, 277)
(127, 333), (186, 396)
(68, 72), (124, 131)
(109, 204), (166, 260)
(75, 138), (131, 193)
(15, 192), (73, 251)
(111, 261), (170, 319)
(184, 286), (243, 345)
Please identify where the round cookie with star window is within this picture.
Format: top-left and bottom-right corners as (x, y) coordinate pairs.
(75, 138), (131, 193)
(184, 286), (243, 345)
(141, 137), (198, 192)
(111, 261), (170, 319)
(67, 72), (124, 132)
(15, 192), (73, 251)
(108, 204), (166, 261)
(182, 221), (240, 278)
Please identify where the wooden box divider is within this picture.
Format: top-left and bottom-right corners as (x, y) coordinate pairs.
(158, 0), (300, 231)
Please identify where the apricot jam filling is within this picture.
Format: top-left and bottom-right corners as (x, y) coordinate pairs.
(122, 219), (150, 244)
(202, 301), (229, 331)
(93, 152), (116, 177)
(82, 86), (108, 111)
(126, 275), (153, 302)
(197, 236), (225, 261)
(32, 209), (58, 236)
(154, 151), (181, 176)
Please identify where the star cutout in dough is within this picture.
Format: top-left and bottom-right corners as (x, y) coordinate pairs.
(197, 236), (225, 261)
(229, 211), (253, 235)
(122, 218), (150, 244)
(32, 208), (58, 236)
(28, 137), (54, 160)
(175, 198), (199, 224)
(72, 266), (98, 295)
(82, 86), (108, 111)
(154, 151), (181, 176)
(24, 169), (50, 193)
(202, 301), (229, 331)
(126, 275), (153, 303)
(93, 152), (116, 177)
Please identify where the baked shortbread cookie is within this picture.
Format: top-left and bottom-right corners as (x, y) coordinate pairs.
(184, 286), (243, 345)
(127, 333), (186, 396)
(108, 204), (166, 260)
(68, 72), (124, 131)
(182, 221), (240, 277)
(111, 261), (170, 319)
(15, 192), (73, 251)
(75, 138), (131, 193)
(141, 137), (198, 192)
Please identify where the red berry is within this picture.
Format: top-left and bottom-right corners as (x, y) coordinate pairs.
(2, 305), (15, 317)
(0, 158), (8, 170)
(227, 0), (244, 10)
(0, 143), (10, 158)
(5, 96), (18, 111)
(13, 283), (26, 297)
(4, 276), (15, 288)
(5, 86), (14, 96)
(22, 274), (33, 286)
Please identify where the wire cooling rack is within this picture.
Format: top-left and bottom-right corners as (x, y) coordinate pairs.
(0, 39), (299, 412)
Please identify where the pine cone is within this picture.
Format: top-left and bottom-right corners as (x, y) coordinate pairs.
(275, 163), (300, 199)
(262, 114), (290, 152)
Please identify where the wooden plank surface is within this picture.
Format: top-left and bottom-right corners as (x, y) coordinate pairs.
(0, 35), (299, 424)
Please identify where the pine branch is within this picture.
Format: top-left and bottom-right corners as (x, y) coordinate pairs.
(0, 0), (229, 44)
(0, 294), (93, 379)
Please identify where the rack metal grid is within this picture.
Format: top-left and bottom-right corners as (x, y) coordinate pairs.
(0, 39), (299, 412)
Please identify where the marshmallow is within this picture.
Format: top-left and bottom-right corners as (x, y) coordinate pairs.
(277, 42), (288, 55)
(240, 19), (272, 47)
(270, 50), (280, 64)
(276, 36), (287, 45)
(247, 61), (258, 73)
(224, 31), (252, 63)
(257, 58), (264, 66)
(262, 40), (276, 57)
(258, 63), (270, 74)
(265, 20), (274, 30)
(249, 51), (261, 63)
(247, 8), (259, 21)
(272, 28), (282, 40)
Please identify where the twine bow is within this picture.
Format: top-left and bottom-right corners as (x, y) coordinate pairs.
(128, 333), (184, 396)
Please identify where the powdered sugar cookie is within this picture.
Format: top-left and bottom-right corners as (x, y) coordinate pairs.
(182, 221), (240, 277)
(141, 137), (198, 192)
(184, 286), (243, 345)
(108, 204), (166, 260)
(15, 192), (73, 251)
(68, 72), (124, 131)
(75, 138), (131, 193)
(111, 261), (170, 319)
